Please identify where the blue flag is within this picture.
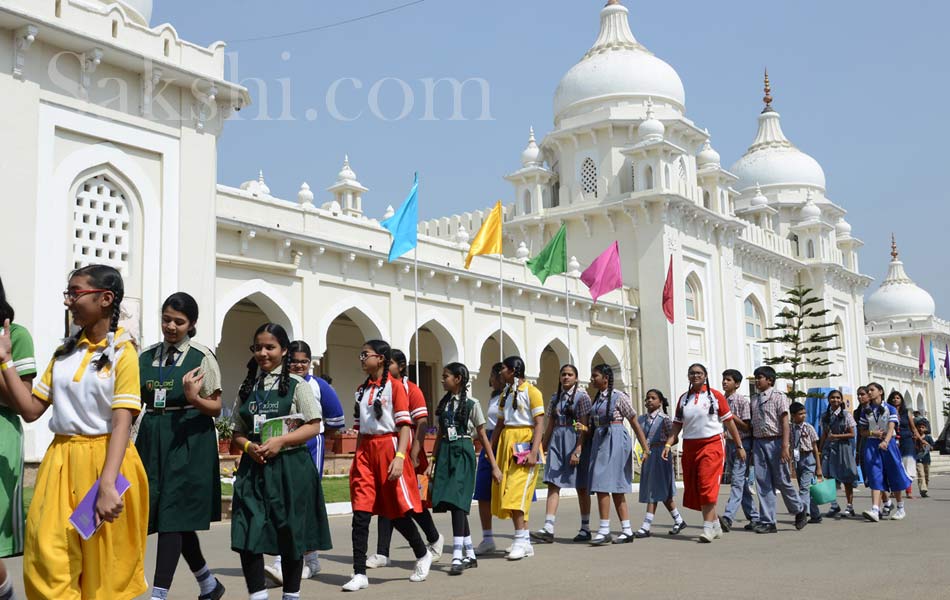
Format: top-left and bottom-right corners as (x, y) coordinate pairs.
(380, 173), (419, 262)
(929, 339), (936, 380)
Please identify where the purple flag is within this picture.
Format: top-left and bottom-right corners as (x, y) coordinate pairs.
(580, 242), (623, 303)
(918, 335), (925, 376)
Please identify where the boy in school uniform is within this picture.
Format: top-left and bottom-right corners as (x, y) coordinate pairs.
(719, 369), (759, 532)
(916, 422), (934, 498)
(790, 402), (823, 524)
(750, 366), (807, 533)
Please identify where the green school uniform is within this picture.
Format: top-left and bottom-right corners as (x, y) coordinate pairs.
(136, 339), (222, 533)
(432, 395), (484, 514)
(230, 368), (331, 557)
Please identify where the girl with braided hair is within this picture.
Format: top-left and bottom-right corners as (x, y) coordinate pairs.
(663, 363), (744, 543)
(586, 364), (649, 545)
(365, 349), (444, 570)
(490, 355), (544, 560)
(428, 362), (500, 574)
(531, 364), (593, 544)
(635, 389), (686, 538)
(230, 323), (331, 600)
(344, 340), (431, 591)
(0, 264), (149, 599)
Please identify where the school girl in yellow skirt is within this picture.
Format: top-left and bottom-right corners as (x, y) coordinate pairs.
(0, 264), (148, 599)
(490, 355), (544, 561)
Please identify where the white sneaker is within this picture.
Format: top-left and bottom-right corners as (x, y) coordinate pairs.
(264, 563), (283, 585)
(342, 574), (369, 591)
(365, 554), (389, 569)
(713, 521), (723, 539)
(504, 544), (513, 555)
(302, 560), (320, 579)
(862, 509), (880, 522)
(890, 508), (906, 520)
(507, 541), (534, 560)
(409, 551), (432, 582)
(474, 539), (496, 556)
(698, 528), (716, 543)
(427, 533), (445, 561)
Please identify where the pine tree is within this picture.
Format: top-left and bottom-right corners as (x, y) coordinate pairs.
(759, 286), (840, 400)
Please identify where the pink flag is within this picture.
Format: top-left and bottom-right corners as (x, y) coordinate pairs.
(918, 335), (926, 375)
(581, 241), (623, 303)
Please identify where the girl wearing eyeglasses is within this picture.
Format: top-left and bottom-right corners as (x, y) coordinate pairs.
(343, 340), (431, 591)
(229, 323), (331, 600)
(136, 292), (226, 600)
(0, 265), (149, 599)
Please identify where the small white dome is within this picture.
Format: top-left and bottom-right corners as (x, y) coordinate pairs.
(521, 127), (542, 167)
(750, 184), (768, 207)
(553, 2), (685, 122)
(516, 241), (530, 262)
(382, 205), (395, 220)
(835, 218), (852, 238)
(865, 238), (936, 322)
(337, 155), (357, 182)
(637, 99), (665, 141)
(696, 133), (720, 168)
(98, 0), (152, 25)
(240, 170), (271, 197)
(799, 197), (821, 221)
(297, 182), (314, 205)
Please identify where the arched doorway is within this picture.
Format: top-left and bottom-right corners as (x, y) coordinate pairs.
(536, 337), (573, 403)
(475, 331), (522, 416)
(589, 345), (629, 407)
(217, 298), (281, 414)
(319, 309), (383, 427)
(406, 326), (446, 417)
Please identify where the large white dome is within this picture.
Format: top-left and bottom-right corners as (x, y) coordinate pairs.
(865, 240), (936, 322)
(730, 109), (825, 192)
(98, 0), (153, 25)
(553, 2), (685, 122)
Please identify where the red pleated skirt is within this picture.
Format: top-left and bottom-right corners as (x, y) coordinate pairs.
(681, 435), (725, 510)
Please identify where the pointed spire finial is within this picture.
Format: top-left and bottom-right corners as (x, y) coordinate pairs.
(645, 96), (655, 118)
(258, 169), (265, 183)
(528, 126), (536, 143)
(762, 68), (773, 113)
(891, 233), (899, 260)
(606, 0), (621, 5)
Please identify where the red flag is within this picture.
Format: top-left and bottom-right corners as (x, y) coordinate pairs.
(662, 256), (674, 324)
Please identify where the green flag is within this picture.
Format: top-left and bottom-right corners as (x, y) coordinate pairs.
(526, 224), (568, 284)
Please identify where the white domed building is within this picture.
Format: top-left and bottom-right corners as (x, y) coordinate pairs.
(2, 0), (945, 461)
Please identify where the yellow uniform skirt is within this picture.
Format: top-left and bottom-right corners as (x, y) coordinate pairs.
(491, 426), (539, 520)
(24, 434), (149, 600)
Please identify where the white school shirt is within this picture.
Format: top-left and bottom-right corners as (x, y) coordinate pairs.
(674, 387), (733, 440)
(355, 377), (412, 435)
(485, 393), (501, 431)
(33, 328), (142, 436)
(499, 380), (544, 427)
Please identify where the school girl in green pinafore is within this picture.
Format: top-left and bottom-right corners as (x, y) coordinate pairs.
(230, 323), (331, 600)
(136, 292), (226, 600)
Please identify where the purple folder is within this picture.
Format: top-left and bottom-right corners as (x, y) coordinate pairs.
(68, 474), (132, 540)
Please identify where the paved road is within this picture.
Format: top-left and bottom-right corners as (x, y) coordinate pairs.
(6, 477), (950, 599)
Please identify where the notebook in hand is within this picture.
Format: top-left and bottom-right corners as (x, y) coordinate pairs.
(69, 474), (132, 540)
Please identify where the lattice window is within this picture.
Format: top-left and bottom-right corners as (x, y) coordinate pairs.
(630, 162), (636, 192)
(581, 158), (598, 198)
(72, 175), (131, 274)
(678, 157), (687, 182)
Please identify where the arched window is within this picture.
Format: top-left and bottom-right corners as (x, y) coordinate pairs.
(788, 233), (800, 256)
(664, 164), (671, 189)
(703, 190), (711, 209)
(806, 239), (816, 259)
(72, 174), (131, 274)
(745, 297), (765, 339)
(677, 157), (687, 187)
(644, 165), (654, 190)
(581, 158), (598, 198)
(685, 275), (702, 321)
(522, 189), (531, 215)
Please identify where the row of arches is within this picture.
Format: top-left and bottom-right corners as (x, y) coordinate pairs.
(215, 286), (627, 427)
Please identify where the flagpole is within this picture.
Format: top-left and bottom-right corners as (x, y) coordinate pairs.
(499, 254), (504, 361)
(621, 296), (631, 394)
(414, 249), (420, 383)
(565, 275), (572, 360)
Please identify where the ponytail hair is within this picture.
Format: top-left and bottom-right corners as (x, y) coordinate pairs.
(502, 355), (526, 410)
(391, 349), (409, 379)
(239, 323), (292, 402)
(161, 292), (199, 338)
(355, 339), (391, 420)
(646, 388), (669, 414)
(436, 362), (470, 432)
(56, 264), (124, 372)
(592, 363), (615, 425)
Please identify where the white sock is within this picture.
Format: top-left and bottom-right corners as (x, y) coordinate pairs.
(703, 520), (715, 531)
(273, 554), (282, 568)
(641, 512), (654, 531)
(482, 529), (494, 542)
(151, 587), (169, 600)
(580, 514), (591, 532)
(543, 514), (556, 534)
(897, 502), (905, 509)
(463, 535), (475, 558)
(830, 500), (840, 509)
(193, 565), (216, 596)
(0, 578), (14, 600)
(671, 508), (683, 524)
(884, 500), (893, 508)
(598, 519), (610, 535)
(519, 529), (530, 542)
(453, 536), (464, 560)
(250, 591), (268, 600)
(621, 519), (632, 535)
(872, 505), (880, 513)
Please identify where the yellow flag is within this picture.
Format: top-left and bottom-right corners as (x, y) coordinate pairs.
(464, 201), (503, 269)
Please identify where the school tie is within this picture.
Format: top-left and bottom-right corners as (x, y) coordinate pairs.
(165, 348), (178, 367)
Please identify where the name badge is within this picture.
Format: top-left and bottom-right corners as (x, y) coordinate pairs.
(253, 414), (266, 434)
(446, 426), (459, 442)
(153, 389), (167, 409)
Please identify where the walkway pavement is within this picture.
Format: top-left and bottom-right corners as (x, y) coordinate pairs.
(6, 477), (949, 598)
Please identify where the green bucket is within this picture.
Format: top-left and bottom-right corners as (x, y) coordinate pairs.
(809, 478), (838, 505)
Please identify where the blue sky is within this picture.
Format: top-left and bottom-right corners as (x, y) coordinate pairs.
(154, 0), (948, 310)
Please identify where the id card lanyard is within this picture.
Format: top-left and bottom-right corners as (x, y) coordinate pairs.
(154, 344), (177, 409)
(251, 374), (279, 434)
(445, 398), (459, 441)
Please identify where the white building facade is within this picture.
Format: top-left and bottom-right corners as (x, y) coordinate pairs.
(2, 0), (944, 460)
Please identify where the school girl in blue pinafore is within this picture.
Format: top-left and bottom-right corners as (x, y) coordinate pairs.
(859, 382), (911, 522)
(586, 364), (650, 545)
(531, 364), (593, 544)
(820, 389), (859, 518)
(887, 390), (922, 496)
(634, 389), (686, 538)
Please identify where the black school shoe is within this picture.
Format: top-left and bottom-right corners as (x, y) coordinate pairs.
(530, 529), (555, 544)
(743, 521), (758, 531)
(718, 516), (732, 532)
(794, 510), (808, 530)
(669, 521), (688, 535)
(808, 516), (823, 524)
(449, 559), (465, 575)
(463, 557), (477, 570)
(633, 529), (651, 539)
(612, 532), (635, 544)
(754, 523), (777, 534)
(572, 530), (592, 543)
(199, 579), (225, 600)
